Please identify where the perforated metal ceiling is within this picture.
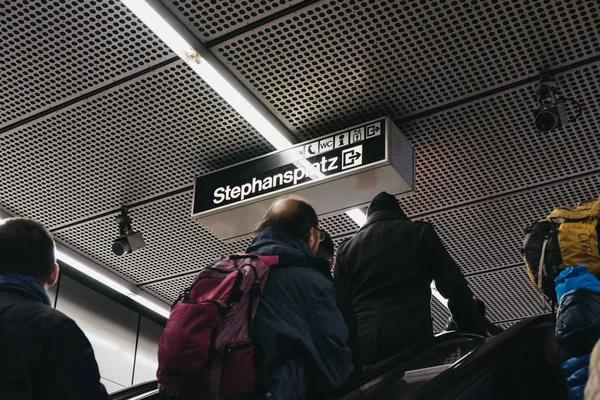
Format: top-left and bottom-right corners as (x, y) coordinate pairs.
(161, 0), (305, 42)
(0, 60), (273, 229)
(2, 0), (600, 332)
(214, 0), (600, 139)
(0, 0), (174, 128)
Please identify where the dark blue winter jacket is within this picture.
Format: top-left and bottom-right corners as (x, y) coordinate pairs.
(247, 228), (353, 399)
(555, 265), (600, 400)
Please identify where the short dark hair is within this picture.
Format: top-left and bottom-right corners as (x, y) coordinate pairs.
(317, 233), (334, 260)
(0, 218), (56, 280)
(257, 197), (319, 241)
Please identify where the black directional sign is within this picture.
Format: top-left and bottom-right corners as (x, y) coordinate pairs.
(192, 119), (387, 215)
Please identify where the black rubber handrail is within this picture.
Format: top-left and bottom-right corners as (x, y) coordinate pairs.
(107, 331), (486, 400)
(328, 331), (486, 399)
(408, 314), (557, 400)
(110, 380), (157, 400)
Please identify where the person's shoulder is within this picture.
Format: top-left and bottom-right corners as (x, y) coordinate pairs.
(413, 220), (437, 234)
(31, 303), (81, 334)
(0, 294), (82, 339)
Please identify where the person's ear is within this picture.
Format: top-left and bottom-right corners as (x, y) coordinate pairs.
(308, 227), (319, 254)
(46, 263), (59, 288)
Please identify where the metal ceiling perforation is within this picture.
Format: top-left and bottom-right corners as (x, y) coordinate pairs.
(56, 191), (253, 285)
(0, 61), (273, 229)
(143, 272), (197, 304)
(213, 0), (600, 140)
(431, 298), (451, 333)
(0, 0), (174, 128)
(396, 63), (600, 218)
(162, 0), (305, 42)
(497, 320), (520, 330)
(420, 172), (600, 275)
(466, 266), (549, 323)
(320, 213), (360, 238)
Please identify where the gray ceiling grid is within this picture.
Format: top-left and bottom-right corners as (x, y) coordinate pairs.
(2, 0), (600, 328)
(375, 62), (600, 220)
(162, 0), (306, 42)
(0, 61), (273, 229)
(213, 0), (600, 140)
(56, 190), (253, 285)
(0, 0), (174, 128)
(497, 320), (519, 331)
(431, 297), (451, 333)
(466, 266), (550, 323)
(143, 272), (198, 304)
(420, 172), (600, 275)
(320, 213), (360, 238)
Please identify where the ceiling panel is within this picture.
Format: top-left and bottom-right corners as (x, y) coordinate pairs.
(396, 63), (600, 217)
(161, 0), (305, 42)
(431, 297), (451, 333)
(213, 0), (600, 139)
(326, 173), (600, 275)
(467, 266), (550, 323)
(142, 272), (196, 304)
(496, 320), (520, 331)
(320, 213), (360, 238)
(0, 0), (174, 128)
(56, 191), (253, 285)
(0, 61), (273, 229)
(422, 172), (600, 275)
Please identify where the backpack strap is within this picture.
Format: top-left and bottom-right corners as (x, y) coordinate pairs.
(230, 254), (334, 281)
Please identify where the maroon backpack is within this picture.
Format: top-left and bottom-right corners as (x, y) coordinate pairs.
(157, 254), (285, 399)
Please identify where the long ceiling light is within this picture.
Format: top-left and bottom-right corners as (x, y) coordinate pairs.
(121, 2), (439, 310)
(121, 0), (369, 226)
(0, 213), (170, 318)
(120, 0), (292, 151)
(55, 248), (171, 318)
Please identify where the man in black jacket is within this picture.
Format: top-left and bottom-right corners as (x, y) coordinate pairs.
(334, 192), (485, 366)
(0, 217), (108, 400)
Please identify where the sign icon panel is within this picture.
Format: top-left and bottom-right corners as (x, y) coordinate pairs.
(335, 132), (349, 149)
(304, 142), (319, 158)
(349, 127), (365, 144)
(318, 136), (335, 154)
(365, 123), (381, 139)
(342, 145), (363, 170)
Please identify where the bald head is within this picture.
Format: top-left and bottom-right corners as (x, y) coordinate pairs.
(257, 197), (319, 243)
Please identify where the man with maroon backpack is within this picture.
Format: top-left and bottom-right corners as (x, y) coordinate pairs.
(158, 197), (353, 399)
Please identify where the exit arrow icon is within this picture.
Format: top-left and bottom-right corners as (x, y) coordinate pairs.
(347, 150), (361, 162)
(342, 145), (363, 170)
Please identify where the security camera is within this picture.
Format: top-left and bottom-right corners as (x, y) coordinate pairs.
(112, 207), (145, 256)
(533, 74), (582, 132)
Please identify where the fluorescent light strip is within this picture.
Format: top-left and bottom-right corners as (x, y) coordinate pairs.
(0, 215), (170, 318)
(55, 249), (171, 318)
(120, 0), (292, 151)
(431, 281), (449, 308)
(121, 0), (367, 228)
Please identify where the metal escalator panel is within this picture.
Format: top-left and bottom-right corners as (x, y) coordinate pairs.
(110, 381), (158, 400)
(333, 332), (486, 400)
(334, 314), (564, 400)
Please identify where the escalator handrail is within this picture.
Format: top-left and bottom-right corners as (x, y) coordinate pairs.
(327, 331), (485, 398)
(106, 330), (490, 399)
(110, 380), (157, 400)
(408, 314), (555, 399)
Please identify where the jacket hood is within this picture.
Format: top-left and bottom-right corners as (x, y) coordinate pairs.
(246, 227), (314, 259)
(555, 265), (600, 302)
(367, 192), (407, 218)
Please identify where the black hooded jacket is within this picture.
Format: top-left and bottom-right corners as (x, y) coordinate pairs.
(334, 192), (485, 366)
